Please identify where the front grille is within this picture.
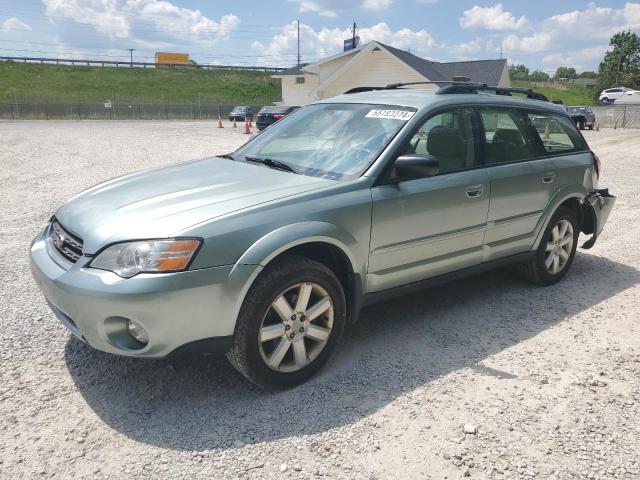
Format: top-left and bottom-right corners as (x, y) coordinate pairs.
(48, 219), (83, 264)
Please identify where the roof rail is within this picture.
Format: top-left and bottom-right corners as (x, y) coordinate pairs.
(436, 83), (549, 101)
(344, 80), (460, 94)
(344, 80), (549, 102)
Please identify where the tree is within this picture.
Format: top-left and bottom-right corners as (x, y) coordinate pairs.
(554, 66), (578, 80)
(595, 30), (640, 94)
(578, 71), (597, 79)
(529, 70), (550, 82)
(509, 64), (529, 81)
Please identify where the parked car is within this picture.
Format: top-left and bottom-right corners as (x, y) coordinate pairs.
(30, 82), (615, 388)
(599, 87), (640, 105)
(256, 105), (300, 131)
(613, 91), (640, 105)
(567, 106), (595, 130)
(229, 106), (253, 122)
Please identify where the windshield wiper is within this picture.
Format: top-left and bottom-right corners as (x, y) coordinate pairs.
(244, 156), (300, 174)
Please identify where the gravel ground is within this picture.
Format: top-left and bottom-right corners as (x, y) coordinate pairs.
(1, 121), (639, 480)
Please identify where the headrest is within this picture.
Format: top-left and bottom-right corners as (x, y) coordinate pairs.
(427, 126), (463, 158)
(492, 129), (525, 147)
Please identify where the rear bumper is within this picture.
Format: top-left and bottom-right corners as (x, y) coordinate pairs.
(581, 188), (616, 249)
(30, 225), (256, 358)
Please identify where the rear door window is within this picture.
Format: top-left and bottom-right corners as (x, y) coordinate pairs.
(526, 112), (587, 154)
(479, 109), (536, 164)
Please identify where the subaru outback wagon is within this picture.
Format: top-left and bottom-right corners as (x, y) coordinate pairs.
(30, 82), (615, 388)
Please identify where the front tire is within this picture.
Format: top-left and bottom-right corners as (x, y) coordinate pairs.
(517, 207), (579, 286)
(227, 255), (346, 389)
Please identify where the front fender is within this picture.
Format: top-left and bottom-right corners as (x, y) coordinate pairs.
(236, 221), (366, 279)
(221, 222), (367, 328)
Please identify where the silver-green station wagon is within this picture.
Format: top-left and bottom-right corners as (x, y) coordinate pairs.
(30, 82), (615, 388)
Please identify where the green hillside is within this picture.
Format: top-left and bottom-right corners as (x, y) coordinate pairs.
(0, 62), (281, 105)
(512, 80), (595, 106)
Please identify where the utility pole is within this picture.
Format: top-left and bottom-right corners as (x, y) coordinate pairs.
(352, 21), (357, 47)
(129, 48), (135, 67)
(499, 46), (502, 59)
(297, 20), (301, 66)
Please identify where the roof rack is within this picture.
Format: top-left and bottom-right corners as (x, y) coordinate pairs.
(436, 83), (549, 101)
(344, 79), (549, 102)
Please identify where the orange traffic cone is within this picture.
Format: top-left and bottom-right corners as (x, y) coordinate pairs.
(233, 119), (237, 128)
(543, 123), (550, 140)
(596, 123), (600, 131)
(217, 114), (224, 128)
(249, 118), (253, 127)
(244, 120), (251, 135)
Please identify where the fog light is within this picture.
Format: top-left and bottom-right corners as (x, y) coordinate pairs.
(127, 320), (149, 345)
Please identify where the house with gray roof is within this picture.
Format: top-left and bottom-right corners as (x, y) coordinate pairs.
(272, 41), (509, 106)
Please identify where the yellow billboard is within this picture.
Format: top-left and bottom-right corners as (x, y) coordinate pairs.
(155, 52), (190, 65)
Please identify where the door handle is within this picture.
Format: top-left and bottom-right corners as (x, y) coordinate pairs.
(542, 173), (556, 183)
(465, 184), (484, 198)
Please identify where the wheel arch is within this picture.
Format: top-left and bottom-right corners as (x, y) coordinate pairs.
(233, 222), (367, 323)
(533, 190), (586, 250)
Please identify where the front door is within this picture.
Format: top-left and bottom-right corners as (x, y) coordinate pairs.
(368, 107), (490, 293)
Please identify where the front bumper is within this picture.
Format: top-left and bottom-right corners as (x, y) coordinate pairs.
(30, 226), (257, 358)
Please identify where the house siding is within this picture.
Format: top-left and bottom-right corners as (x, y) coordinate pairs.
(319, 49), (431, 99)
(279, 75), (319, 106)
(498, 63), (511, 88)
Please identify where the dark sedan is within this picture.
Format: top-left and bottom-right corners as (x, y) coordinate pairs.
(567, 106), (595, 130)
(229, 106), (253, 122)
(256, 105), (300, 131)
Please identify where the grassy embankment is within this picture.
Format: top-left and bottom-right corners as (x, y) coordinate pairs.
(0, 62), (281, 105)
(512, 80), (595, 106)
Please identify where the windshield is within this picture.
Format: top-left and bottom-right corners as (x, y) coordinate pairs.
(233, 103), (415, 180)
(568, 107), (586, 114)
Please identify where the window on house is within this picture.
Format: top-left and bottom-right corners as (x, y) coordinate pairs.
(295, 77), (305, 84)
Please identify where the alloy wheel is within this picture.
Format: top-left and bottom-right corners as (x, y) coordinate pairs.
(258, 282), (334, 373)
(545, 219), (574, 275)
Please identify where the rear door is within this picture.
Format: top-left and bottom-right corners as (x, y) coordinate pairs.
(480, 107), (559, 261)
(368, 107), (490, 292)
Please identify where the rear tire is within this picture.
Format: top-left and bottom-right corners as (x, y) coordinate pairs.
(578, 119), (585, 130)
(226, 254), (346, 389)
(516, 207), (579, 286)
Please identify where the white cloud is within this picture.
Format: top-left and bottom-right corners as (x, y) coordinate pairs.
(502, 32), (552, 54)
(500, 2), (640, 71)
(297, 1), (337, 17)
(252, 21), (436, 67)
(288, 0), (393, 16)
(460, 3), (528, 31)
(450, 39), (483, 58)
(42, 0), (240, 45)
(362, 0), (393, 11)
(1, 17), (32, 32)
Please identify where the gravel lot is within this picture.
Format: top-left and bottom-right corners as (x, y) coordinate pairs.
(1, 121), (639, 480)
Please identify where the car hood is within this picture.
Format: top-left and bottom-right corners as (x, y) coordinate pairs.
(55, 157), (336, 253)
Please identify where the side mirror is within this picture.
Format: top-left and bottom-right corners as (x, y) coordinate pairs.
(393, 154), (440, 180)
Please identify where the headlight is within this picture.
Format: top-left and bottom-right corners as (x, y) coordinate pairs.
(90, 239), (201, 278)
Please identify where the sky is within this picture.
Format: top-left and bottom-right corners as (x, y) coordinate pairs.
(1, 1), (639, 73)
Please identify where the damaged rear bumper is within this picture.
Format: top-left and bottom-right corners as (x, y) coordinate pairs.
(581, 189), (616, 249)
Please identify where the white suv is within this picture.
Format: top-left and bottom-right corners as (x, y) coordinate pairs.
(599, 87), (640, 105)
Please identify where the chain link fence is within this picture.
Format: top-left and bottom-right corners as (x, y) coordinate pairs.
(3, 101), (640, 128)
(0, 102), (266, 120)
(592, 105), (640, 129)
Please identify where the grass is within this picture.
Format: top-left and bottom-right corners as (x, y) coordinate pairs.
(0, 62), (281, 105)
(512, 80), (595, 106)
